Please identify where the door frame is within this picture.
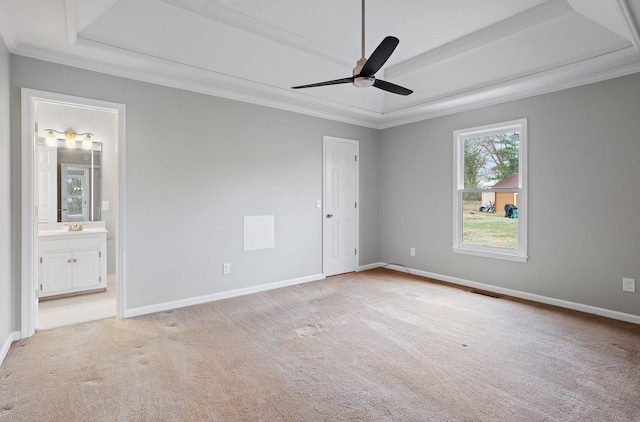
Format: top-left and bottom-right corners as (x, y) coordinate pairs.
(322, 135), (359, 276)
(21, 88), (127, 338)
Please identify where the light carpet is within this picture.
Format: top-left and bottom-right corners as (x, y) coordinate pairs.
(1, 269), (639, 421)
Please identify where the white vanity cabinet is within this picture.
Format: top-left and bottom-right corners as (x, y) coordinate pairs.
(38, 228), (107, 298)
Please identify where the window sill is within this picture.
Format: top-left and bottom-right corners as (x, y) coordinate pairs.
(452, 246), (528, 263)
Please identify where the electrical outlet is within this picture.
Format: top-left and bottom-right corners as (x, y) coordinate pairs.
(623, 278), (635, 293)
(223, 263), (231, 275)
(410, 247), (416, 257)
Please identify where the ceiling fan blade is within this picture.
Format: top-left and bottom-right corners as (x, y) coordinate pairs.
(358, 36), (399, 77)
(292, 77), (354, 89)
(374, 79), (413, 96)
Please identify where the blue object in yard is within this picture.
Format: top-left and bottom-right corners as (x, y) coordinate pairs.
(504, 203), (518, 218)
(511, 209), (518, 219)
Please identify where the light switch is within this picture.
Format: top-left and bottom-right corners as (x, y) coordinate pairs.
(102, 200), (110, 211)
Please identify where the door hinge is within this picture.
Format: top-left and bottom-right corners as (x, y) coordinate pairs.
(39, 257), (42, 264)
(355, 155), (358, 162)
(99, 251), (101, 258)
(355, 248), (357, 255)
(40, 284), (42, 291)
(99, 276), (101, 282)
(355, 202), (357, 208)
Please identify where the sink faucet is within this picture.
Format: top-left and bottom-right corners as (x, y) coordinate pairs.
(65, 224), (84, 232)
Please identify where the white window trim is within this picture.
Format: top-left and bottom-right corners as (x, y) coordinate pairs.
(452, 118), (528, 262)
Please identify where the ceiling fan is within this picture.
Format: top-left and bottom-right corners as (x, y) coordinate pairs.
(291, 0), (413, 96)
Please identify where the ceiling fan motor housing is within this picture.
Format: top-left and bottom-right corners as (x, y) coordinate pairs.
(353, 58), (375, 87)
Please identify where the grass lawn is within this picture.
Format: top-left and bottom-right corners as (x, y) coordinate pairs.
(463, 203), (518, 249)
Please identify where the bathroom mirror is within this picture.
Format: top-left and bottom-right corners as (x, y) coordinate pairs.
(37, 141), (102, 223)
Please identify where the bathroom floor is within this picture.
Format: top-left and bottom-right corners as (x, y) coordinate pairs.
(37, 275), (117, 331)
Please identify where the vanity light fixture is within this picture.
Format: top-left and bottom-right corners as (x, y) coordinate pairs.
(81, 134), (94, 150)
(44, 129), (58, 147)
(44, 128), (94, 149)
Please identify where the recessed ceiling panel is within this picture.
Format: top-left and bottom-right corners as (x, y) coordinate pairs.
(209, 0), (550, 65)
(79, 0), (386, 112)
(382, 11), (633, 112)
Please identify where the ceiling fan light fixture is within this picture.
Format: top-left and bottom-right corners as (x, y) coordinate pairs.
(353, 77), (375, 88)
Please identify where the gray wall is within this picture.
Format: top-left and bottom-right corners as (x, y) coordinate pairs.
(380, 72), (640, 317)
(8, 54), (639, 332)
(10, 56), (379, 317)
(0, 39), (13, 343)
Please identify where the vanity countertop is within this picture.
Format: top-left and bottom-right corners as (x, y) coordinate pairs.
(38, 228), (108, 237)
(38, 221), (108, 237)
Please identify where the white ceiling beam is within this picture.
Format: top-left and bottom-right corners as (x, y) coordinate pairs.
(159, 0), (355, 68)
(567, 0), (640, 50)
(64, 0), (77, 45)
(386, 0), (573, 80)
(616, 0), (640, 51)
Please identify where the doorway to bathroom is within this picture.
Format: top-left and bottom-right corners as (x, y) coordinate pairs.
(21, 89), (126, 337)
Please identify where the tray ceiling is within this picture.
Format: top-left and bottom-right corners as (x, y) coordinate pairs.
(1, 0), (639, 128)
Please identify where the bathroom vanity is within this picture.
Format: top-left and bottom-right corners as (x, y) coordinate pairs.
(38, 221), (108, 299)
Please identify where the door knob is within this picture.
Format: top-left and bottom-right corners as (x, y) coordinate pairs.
(326, 214), (334, 218)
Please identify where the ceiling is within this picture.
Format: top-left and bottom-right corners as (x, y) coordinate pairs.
(1, 0), (639, 128)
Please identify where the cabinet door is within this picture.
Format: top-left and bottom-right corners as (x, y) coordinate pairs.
(41, 253), (73, 293)
(72, 250), (100, 288)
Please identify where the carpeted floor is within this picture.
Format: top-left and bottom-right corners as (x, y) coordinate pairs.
(1, 269), (639, 421)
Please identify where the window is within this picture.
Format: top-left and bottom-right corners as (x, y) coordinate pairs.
(453, 118), (527, 262)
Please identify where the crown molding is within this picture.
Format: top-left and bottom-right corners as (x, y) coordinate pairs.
(12, 42), (383, 129)
(11, 28), (640, 132)
(12, 40), (640, 131)
(386, 0), (573, 80)
(159, 0), (354, 68)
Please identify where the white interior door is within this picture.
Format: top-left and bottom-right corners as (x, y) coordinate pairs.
(37, 145), (57, 223)
(323, 136), (359, 276)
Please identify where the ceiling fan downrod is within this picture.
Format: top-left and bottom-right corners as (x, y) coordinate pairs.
(353, 0), (374, 86)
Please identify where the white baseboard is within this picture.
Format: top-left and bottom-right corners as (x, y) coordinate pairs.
(383, 264), (640, 325)
(1, 331), (20, 367)
(124, 273), (325, 318)
(358, 262), (385, 272)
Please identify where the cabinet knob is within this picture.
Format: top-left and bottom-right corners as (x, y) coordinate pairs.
(73, 258), (77, 263)
(67, 259), (72, 263)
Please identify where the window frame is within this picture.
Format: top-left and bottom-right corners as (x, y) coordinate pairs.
(452, 118), (528, 262)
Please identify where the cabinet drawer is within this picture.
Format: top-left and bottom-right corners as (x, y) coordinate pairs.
(39, 235), (102, 253)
